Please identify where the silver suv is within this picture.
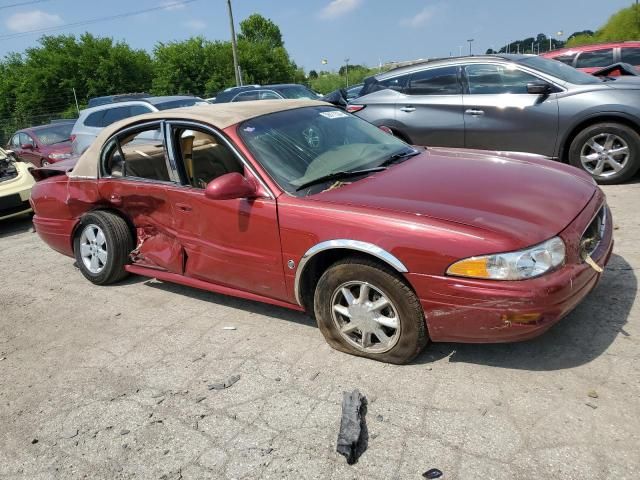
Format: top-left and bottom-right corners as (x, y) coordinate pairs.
(349, 54), (640, 184)
(71, 96), (207, 154)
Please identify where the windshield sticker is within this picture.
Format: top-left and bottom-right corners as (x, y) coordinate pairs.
(319, 111), (349, 119)
(243, 126), (256, 132)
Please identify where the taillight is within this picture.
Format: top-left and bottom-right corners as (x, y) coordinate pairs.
(346, 104), (365, 113)
(70, 134), (76, 143)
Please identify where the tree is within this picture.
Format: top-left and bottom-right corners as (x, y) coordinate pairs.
(0, 33), (153, 144)
(567, 4), (639, 46)
(238, 14), (283, 49)
(309, 70), (319, 80)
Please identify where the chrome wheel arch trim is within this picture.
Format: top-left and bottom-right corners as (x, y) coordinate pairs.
(293, 239), (409, 307)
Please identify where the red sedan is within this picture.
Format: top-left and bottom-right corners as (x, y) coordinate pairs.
(30, 100), (613, 364)
(7, 122), (74, 167)
(542, 41), (640, 74)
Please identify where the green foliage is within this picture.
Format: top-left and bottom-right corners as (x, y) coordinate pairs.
(238, 14), (283, 48)
(0, 33), (152, 145)
(567, 5), (640, 46)
(309, 65), (378, 94)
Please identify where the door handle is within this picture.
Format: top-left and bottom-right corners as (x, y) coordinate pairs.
(465, 109), (485, 116)
(176, 203), (192, 212)
(400, 106), (416, 113)
(109, 194), (122, 206)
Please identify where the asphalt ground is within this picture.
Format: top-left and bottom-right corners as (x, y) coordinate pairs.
(0, 182), (638, 479)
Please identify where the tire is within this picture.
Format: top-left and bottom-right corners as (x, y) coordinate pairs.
(73, 210), (134, 285)
(568, 122), (640, 185)
(313, 258), (428, 364)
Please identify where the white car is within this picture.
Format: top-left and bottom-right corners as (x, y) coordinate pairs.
(0, 147), (35, 220)
(71, 96), (208, 155)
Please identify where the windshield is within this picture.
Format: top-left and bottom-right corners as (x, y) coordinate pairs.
(34, 124), (73, 145)
(238, 106), (411, 195)
(154, 98), (207, 110)
(276, 86), (319, 99)
(517, 56), (600, 85)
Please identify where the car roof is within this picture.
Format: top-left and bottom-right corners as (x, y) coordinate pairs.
(374, 54), (529, 78)
(19, 122), (74, 133)
(70, 99), (329, 178)
(143, 95), (201, 105)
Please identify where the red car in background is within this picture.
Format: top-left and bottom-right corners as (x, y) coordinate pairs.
(6, 121), (74, 167)
(29, 101), (613, 364)
(542, 41), (640, 74)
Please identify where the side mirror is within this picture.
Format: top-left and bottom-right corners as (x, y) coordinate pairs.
(527, 82), (552, 95)
(204, 172), (257, 200)
(21, 143), (34, 150)
(378, 125), (394, 136)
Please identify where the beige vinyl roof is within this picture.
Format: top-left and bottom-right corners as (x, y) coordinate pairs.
(70, 99), (328, 178)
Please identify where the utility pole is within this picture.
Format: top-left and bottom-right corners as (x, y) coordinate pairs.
(72, 88), (80, 115)
(344, 58), (350, 87)
(226, 0), (241, 86)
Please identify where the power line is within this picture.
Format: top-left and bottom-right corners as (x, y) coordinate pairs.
(0, 0), (198, 41)
(0, 0), (49, 10)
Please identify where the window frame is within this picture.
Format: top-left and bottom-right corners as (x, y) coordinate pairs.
(99, 120), (178, 185)
(574, 48), (615, 69)
(164, 120), (275, 198)
(404, 65), (463, 96)
(621, 46), (640, 65)
(461, 62), (563, 95)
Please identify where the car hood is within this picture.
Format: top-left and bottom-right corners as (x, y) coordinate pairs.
(312, 148), (597, 247)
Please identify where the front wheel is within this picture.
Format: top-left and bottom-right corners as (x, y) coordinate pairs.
(74, 211), (134, 285)
(313, 258), (428, 364)
(568, 123), (640, 184)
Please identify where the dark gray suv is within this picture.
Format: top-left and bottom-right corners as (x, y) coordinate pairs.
(349, 54), (640, 184)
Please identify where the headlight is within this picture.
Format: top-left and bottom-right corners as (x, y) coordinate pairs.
(49, 153), (71, 160)
(447, 237), (566, 280)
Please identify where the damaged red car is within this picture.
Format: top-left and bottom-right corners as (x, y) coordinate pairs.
(30, 100), (613, 364)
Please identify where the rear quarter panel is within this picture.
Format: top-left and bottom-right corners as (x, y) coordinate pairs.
(31, 176), (100, 256)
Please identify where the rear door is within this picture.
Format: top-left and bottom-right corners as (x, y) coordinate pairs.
(163, 122), (287, 300)
(98, 121), (184, 273)
(394, 65), (465, 147)
(462, 63), (559, 156)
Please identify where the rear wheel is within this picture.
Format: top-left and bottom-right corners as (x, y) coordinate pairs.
(313, 258), (428, 364)
(74, 211), (133, 285)
(569, 123), (640, 184)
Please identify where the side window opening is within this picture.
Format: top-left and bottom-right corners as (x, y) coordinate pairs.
(173, 127), (244, 188)
(406, 66), (461, 95)
(575, 49), (614, 68)
(103, 125), (170, 182)
(465, 64), (540, 94)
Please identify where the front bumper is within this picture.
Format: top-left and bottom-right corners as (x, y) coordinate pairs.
(409, 195), (613, 343)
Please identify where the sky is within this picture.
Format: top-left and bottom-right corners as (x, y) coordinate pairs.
(0, 0), (634, 71)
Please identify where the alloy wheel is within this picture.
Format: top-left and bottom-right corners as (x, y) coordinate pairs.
(580, 133), (630, 178)
(330, 281), (401, 353)
(79, 224), (108, 274)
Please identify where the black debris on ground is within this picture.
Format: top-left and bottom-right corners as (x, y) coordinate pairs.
(423, 468), (444, 479)
(208, 375), (241, 390)
(336, 389), (368, 465)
